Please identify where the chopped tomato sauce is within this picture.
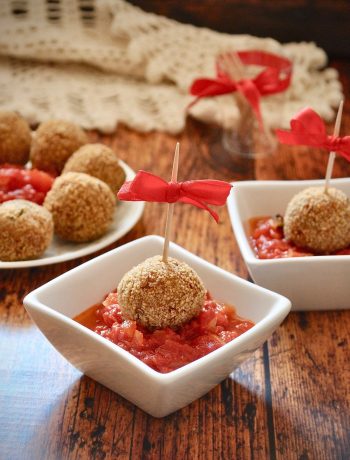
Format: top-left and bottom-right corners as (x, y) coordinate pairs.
(75, 292), (254, 373)
(0, 164), (54, 205)
(249, 216), (350, 258)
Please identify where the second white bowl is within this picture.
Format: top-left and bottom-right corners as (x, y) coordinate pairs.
(23, 236), (290, 417)
(227, 178), (350, 311)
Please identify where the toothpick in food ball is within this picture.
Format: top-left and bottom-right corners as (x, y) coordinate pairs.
(116, 143), (232, 329)
(277, 101), (350, 253)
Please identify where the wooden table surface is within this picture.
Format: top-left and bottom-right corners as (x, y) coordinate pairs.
(1, 60), (349, 460)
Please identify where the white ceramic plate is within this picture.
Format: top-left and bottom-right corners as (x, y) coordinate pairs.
(0, 161), (144, 268)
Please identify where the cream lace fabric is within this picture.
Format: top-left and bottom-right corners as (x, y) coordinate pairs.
(0, 0), (343, 133)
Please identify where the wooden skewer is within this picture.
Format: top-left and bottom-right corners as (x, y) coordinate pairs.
(324, 100), (344, 193)
(219, 50), (270, 141)
(218, 52), (246, 116)
(228, 52), (245, 79)
(219, 51), (244, 81)
(162, 142), (180, 263)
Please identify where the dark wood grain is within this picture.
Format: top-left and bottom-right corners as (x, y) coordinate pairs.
(1, 59), (350, 460)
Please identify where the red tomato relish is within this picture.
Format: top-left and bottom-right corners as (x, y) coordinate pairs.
(75, 292), (254, 373)
(250, 216), (350, 259)
(0, 164), (54, 205)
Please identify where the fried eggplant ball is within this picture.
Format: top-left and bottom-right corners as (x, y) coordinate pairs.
(0, 111), (31, 165)
(118, 255), (206, 329)
(62, 143), (126, 193)
(30, 120), (88, 175)
(44, 172), (115, 242)
(284, 186), (350, 254)
(0, 200), (53, 261)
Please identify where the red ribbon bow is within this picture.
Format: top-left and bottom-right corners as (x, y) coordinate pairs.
(117, 171), (232, 222)
(189, 50), (292, 130)
(276, 107), (350, 161)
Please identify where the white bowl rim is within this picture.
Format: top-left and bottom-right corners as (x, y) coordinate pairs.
(228, 177), (350, 266)
(24, 235), (291, 383)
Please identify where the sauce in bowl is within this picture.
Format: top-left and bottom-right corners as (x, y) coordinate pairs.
(249, 216), (350, 259)
(75, 291), (254, 373)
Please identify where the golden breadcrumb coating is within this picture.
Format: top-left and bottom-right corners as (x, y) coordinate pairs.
(118, 255), (206, 329)
(44, 172), (115, 242)
(0, 111), (31, 165)
(30, 120), (88, 174)
(0, 200), (53, 261)
(62, 143), (126, 193)
(284, 186), (350, 254)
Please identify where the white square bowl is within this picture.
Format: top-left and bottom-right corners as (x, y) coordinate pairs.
(227, 178), (350, 311)
(23, 235), (290, 417)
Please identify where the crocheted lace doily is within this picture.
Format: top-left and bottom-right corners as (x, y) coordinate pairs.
(0, 0), (342, 133)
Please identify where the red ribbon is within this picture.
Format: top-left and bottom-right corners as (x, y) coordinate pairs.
(117, 171), (232, 222)
(189, 50), (292, 130)
(276, 107), (350, 161)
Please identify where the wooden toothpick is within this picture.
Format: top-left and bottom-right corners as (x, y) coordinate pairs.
(219, 52), (246, 121)
(220, 50), (270, 142)
(324, 100), (344, 193)
(219, 51), (245, 81)
(162, 142), (180, 263)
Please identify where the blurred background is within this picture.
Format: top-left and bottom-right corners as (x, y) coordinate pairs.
(130, 0), (350, 58)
